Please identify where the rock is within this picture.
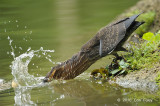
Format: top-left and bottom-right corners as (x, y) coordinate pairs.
(113, 63), (160, 92)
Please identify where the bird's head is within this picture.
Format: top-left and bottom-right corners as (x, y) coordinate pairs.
(125, 13), (145, 35)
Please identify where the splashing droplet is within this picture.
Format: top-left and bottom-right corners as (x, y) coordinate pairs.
(8, 36), (55, 105)
(30, 31), (32, 34)
(19, 47), (22, 50)
(27, 47), (31, 51)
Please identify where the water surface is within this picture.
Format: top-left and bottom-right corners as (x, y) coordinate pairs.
(1, 0), (159, 106)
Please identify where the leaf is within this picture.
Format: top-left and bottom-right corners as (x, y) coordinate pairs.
(110, 69), (119, 75)
(119, 59), (129, 68)
(119, 70), (126, 74)
(142, 32), (155, 41)
(155, 34), (160, 42)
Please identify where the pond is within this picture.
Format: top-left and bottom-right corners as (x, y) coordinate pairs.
(0, 0), (159, 105)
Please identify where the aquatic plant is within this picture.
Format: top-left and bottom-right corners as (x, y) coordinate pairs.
(91, 68), (109, 78)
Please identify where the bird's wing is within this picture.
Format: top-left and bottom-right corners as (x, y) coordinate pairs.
(99, 21), (126, 56)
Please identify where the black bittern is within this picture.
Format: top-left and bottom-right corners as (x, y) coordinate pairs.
(43, 14), (144, 82)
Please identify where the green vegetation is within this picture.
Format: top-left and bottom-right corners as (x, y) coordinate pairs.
(126, 11), (156, 36)
(91, 68), (109, 78)
(156, 72), (160, 86)
(125, 31), (160, 70)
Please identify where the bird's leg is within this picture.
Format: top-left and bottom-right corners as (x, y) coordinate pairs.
(113, 46), (128, 61)
(108, 52), (120, 70)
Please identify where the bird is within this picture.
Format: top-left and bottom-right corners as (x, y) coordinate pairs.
(43, 14), (144, 82)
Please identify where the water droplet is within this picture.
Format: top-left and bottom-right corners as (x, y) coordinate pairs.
(4, 21), (6, 24)
(7, 51), (10, 54)
(30, 31), (32, 34)
(7, 36), (10, 40)
(17, 25), (19, 28)
(40, 47), (43, 50)
(60, 95), (65, 99)
(32, 63), (34, 65)
(4, 29), (6, 32)
(16, 20), (18, 22)
(27, 47), (31, 51)
(56, 62), (61, 64)
(25, 26), (27, 29)
(42, 52), (46, 55)
(25, 32), (27, 34)
(9, 21), (10, 23)
(19, 47), (22, 50)
(9, 39), (13, 45)
(36, 66), (39, 68)
(11, 52), (14, 56)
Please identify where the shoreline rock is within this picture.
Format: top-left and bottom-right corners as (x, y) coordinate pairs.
(113, 65), (159, 92)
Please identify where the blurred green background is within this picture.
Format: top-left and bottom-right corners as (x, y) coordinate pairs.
(0, 0), (139, 80)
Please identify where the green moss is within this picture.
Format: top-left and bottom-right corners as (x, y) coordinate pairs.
(126, 10), (156, 36)
(91, 68), (109, 78)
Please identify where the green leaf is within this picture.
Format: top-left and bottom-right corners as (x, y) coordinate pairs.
(119, 59), (129, 68)
(110, 69), (119, 75)
(119, 70), (126, 74)
(142, 32), (155, 41)
(155, 34), (160, 42)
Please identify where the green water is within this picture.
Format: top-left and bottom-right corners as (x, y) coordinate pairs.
(0, 0), (159, 106)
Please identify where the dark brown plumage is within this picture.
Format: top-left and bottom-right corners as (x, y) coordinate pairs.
(43, 14), (144, 82)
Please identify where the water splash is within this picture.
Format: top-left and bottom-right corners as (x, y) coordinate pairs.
(8, 36), (55, 105)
